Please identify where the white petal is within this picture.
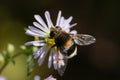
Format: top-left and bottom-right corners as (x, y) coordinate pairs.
(45, 75), (56, 80)
(56, 10), (62, 26)
(45, 11), (53, 28)
(53, 52), (58, 70)
(26, 29), (44, 37)
(0, 76), (6, 80)
(48, 50), (53, 68)
(59, 17), (64, 28)
(66, 16), (73, 24)
(28, 26), (47, 36)
(34, 15), (48, 29)
(33, 22), (49, 33)
(65, 29), (70, 33)
(34, 46), (45, 59)
(64, 24), (70, 29)
(38, 51), (45, 66)
(34, 75), (41, 80)
(38, 46), (49, 66)
(25, 41), (45, 46)
(62, 23), (77, 32)
(63, 16), (73, 29)
(33, 43), (45, 46)
(70, 30), (77, 34)
(69, 23), (77, 28)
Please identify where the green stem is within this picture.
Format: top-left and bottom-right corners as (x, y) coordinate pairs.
(0, 52), (23, 74)
(0, 62), (8, 74)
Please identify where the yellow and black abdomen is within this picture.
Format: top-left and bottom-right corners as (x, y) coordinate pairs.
(55, 32), (77, 57)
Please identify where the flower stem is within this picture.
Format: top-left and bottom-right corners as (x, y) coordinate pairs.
(0, 62), (8, 74)
(0, 52), (23, 74)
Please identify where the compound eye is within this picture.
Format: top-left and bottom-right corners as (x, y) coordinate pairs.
(50, 31), (55, 38)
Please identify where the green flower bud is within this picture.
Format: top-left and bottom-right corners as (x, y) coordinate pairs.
(32, 47), (38, 53)
(20, 45), (26, 50)
(7, 43), (15, 57)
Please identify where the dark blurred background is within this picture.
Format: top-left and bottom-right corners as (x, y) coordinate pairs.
(0, 0), (120, 80)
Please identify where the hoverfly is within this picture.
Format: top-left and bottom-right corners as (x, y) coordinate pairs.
(49, 26), (96, 76)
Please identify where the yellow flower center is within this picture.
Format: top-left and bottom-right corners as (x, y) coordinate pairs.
(46, 38), (55, 46)
(34, 36), (40, 41)
(34, 36), (56, 48)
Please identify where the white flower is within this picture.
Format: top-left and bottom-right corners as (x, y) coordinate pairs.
(45, 75), (56, 80)
(34, 75), (56, 80)
(0, 75), (6, 80)
(34, 75), (41, 80)
(25, 11), (77, 69)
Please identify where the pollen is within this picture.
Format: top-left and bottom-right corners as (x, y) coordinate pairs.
(48, 39), (55, 45)
(45, 38), (55, 46)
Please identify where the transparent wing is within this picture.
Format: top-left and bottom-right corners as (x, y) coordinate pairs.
(57, 57), (68, 76)
(72, 34), (96, 46)
(57, 50), (68, 76)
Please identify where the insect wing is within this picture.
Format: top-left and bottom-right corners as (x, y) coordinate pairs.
(73, 34), (96, 46)
(57, 57), (68, 76)
(57, 50), (68, 76)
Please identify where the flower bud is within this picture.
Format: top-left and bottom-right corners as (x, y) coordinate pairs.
(20, 45), (26, 50)
(7, 43), (15, 57)
(33, 47), (38, 53)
